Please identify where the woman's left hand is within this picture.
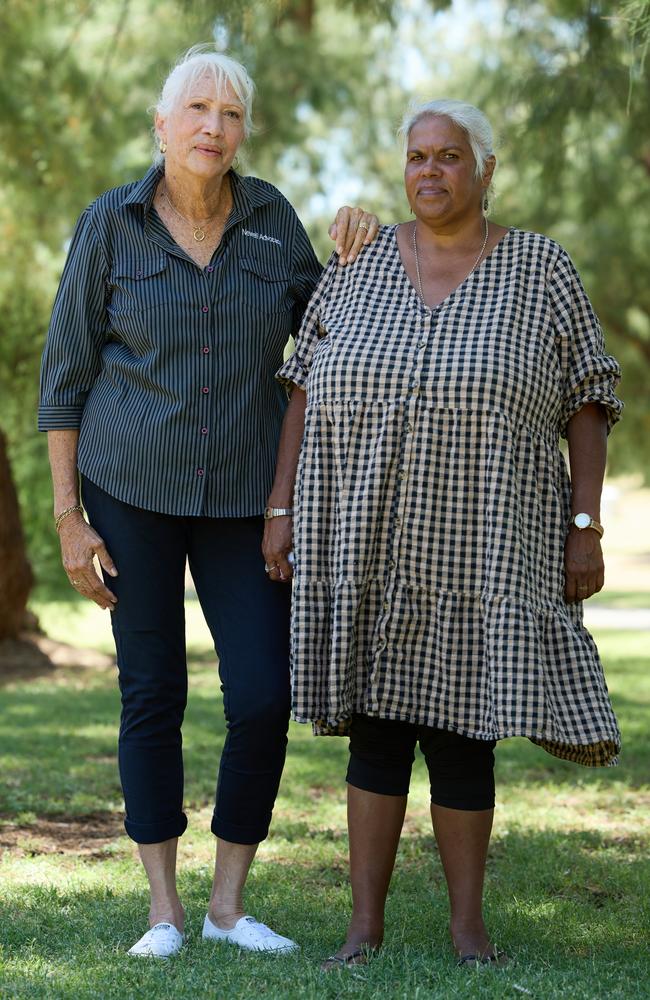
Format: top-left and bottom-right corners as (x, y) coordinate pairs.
(262, 515), (294, 584)
(329, 207), (380, 265)
(564, 527), (604, 603)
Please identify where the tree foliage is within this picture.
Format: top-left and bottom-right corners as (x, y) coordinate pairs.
(0, 0), (204, 593)
(470, 0), (650, 472)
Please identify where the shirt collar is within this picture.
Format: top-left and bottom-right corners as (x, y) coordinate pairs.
(121, 163), (280, 223)
(122, 164), (164, 211)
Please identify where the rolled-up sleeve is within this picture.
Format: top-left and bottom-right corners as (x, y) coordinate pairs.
(549, 249), (623, 436)
(38, 209), (109, 430)
(277, 253), (337, 391)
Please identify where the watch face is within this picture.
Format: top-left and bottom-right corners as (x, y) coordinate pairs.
(574, 513), (591, 529)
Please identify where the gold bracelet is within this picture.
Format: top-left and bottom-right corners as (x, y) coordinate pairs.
(55, 504), (84, 532)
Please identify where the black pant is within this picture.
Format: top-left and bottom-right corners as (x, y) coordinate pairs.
(347, 713), (496, 810)
(82, 477), (291, 845)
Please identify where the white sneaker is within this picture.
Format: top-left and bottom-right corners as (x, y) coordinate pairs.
(128, 922), (184, 957)
(202, 913), (298, 953)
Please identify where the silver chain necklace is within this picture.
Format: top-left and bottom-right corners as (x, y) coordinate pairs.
(161, 183), (221, 242)
(412, 216), (489, 304)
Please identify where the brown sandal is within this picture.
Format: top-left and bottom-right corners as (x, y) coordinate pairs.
(321, 946), (377, 971)
(457, 949), (508, 968)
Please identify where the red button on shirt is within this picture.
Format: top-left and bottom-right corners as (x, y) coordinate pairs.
(206, 266), (214, 273)
(201, 427), (208, 435)
(202, 305), (209, 313)
(197, 468), (204, 476)
(202, 346), (210, 354)
(202, 387), (209, 394)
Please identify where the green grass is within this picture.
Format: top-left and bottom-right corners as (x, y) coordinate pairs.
(1, 609), (649, 999)
(587, 590), (650, 610)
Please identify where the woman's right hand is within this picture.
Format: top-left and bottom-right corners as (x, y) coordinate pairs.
(262, 515), (294, 584)
(58, 513), (118, 609)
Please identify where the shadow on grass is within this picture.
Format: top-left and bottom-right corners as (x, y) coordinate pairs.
(0, 648), (648, 818)
(0, 636), (56, 686)
(0, 671), (226, 814)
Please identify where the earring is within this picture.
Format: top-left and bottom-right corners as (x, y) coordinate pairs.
(483, 194), (489, 212)
(159, 139), (167, 154)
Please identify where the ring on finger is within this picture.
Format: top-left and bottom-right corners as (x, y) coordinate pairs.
(358, 221), (369, 231)
(70, 578), (80, 586)
(264, 563), (277, 574)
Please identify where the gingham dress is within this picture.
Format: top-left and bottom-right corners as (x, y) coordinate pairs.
(277, 226), (623, 766)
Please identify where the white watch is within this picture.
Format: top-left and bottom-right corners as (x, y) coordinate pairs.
(571, 513), (604, 537)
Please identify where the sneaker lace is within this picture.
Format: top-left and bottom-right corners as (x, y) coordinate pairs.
(244, 917), (276, 938)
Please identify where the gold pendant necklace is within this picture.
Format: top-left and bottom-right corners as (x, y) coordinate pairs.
(161, 183), (218, 242)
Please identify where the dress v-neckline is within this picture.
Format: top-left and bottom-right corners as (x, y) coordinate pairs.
(392, 224), (516, 312)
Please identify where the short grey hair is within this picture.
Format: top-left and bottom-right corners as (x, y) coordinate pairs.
(153, 45), (255, 164)
(398, 99), (495, 180)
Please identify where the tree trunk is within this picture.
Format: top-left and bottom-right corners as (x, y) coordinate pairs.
(0, 429), (33, 640)
(286, 0), (315, 31)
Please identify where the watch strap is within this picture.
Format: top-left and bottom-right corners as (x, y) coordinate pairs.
(264, 506), (294, 519)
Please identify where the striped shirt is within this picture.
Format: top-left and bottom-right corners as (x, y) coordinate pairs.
(38, 165), (322, 516)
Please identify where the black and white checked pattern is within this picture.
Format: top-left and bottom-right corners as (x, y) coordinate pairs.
(278, 226), (623, 766)
(39, 165), (322, 517)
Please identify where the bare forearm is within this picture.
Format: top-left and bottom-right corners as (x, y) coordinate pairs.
(566, 403), (607, 519)
(563, 403), (607, 603)
(262, 387), (306, 583)
(267, 387), (307, 507)
(47, 429), (81, 514)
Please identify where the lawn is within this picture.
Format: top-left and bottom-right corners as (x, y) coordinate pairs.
(0, 603), (648, 1000)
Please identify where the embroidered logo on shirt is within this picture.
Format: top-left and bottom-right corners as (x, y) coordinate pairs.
(242, 228), (282, 247)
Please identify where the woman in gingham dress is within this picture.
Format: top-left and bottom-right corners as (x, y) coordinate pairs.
(263, 100), (622, 968)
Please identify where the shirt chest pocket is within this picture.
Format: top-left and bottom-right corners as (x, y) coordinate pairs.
(108, 255), (170, 314)
(239, 256), (292, 314)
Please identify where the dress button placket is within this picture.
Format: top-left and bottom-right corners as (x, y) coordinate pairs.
(377, 316), (430, 664)
(396, 315), (429, 557)
(395, 313), (427, 512)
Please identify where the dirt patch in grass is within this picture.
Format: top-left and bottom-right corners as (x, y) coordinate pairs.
(0, 811), (124, 858)
(0, 631), (114, 684)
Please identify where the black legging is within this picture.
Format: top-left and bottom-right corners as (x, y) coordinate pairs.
(347, 713), (496, 810)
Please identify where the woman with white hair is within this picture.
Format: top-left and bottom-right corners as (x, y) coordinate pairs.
(264, 98), (622, 967)
(38, 45), (378, 958)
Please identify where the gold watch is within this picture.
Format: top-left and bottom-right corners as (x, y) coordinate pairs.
(264, 507), (294, 519)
